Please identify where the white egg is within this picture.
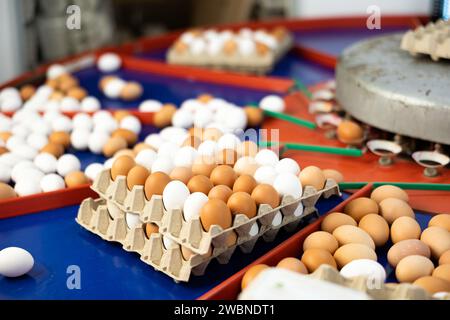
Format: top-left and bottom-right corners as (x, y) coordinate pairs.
(120, 116), (141, 135)
(207, 38), (224, 56)
(6, 136), (26, 152)
(27, 133), (48, 150)
(34, 153), (58, 174)
(43, 110), (61, 124)
(13, 145), (37, 160)
(10, 161), (36, 182)
(60, 97), (81, 112)
(40, 174), (66, 192)
(217, 133), (241, 151)
(204, 29), (218, 41)
(157, 142), (179, 159)
(71, 129), (91, 150)
(0, 115), (12, 132)
(92, 110), (113, 125)
(180, 32), (195, 44)
(207, 98), (228, 112)
(340, 259), (387, 284)
(433, 292), (450, 299)
(194, 109), (214, 128)
(180, 99), (202, 113)
(151, 157), (174, 175)
(145, 134), (164, 151)
(104, 78), (126, 99)
(43, 100), (60, 112)
(46, 64), (67, 79)
(163, 180), (190, 211)
(88, 131), (110, 154)
(234, 156), (259, 176)
(162, 236), (177, 250)
(52, 116), (73, 132)
(174, 147), (198, 168)
(104, 158), (115, 169)
(0, 247), (34, 278)
(11, 124), (29, 138)
(272, 212), (283, 227)
(0, 87), (20, 102)
(183, 192), (209, 222)
(198, 140), (218, 157)
(14, 178), (42, 196)
(0, 166), (11, 183)
(172, 110), (194, 129)
(135, 149), (157, 170)
(223, 107), (248, 132)
(159, 127), (188, 144)
(254, 166), (277, 184)
(0, 152), (24, 168)
(238, 38), (256, 56)
(125, 213), (141, 229)
(259, 95), (285, 113)
(80, 96), (101, 113)
(190, 38), (206, 55)
(239, 28), (253, 38)
(85, 163), (104, 181)
(274, 173), (303, 199)
(255, 149), (279, 167)
(249, 223), (259, 237)
(275, 158), (300, 175)
(139, 100), (163, 112)
(97, 53), (122, 73)
(57, 154), (81, 177)
(72, 113), (93, 131)
(1, 96), (22, 112)
(94, 116), (118, 134)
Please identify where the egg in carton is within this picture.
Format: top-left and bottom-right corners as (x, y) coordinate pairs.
(401, 19), (450, 61)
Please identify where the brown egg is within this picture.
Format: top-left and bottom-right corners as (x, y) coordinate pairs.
(272, 26), (288, 41)
(333, 225), (375, 250)
(174, 40), (188, 54)
(337, 120), (364, 144)
(65, 171), (89, 188)
(303, 231), (339, 254)
(67, 87), (87, 101)
(322, 169), (344, 183)
(223, 39), (237, 55)
(49, 132), (71, 149)
(20, 85), (36, 101)
(334, 243), (377, 269)
(301, 248), (337, 272)
(59, 76), (79, 92)
(153, 105), (177, 128)
(127, 165), (150, 190)
(200, 199), (232, 231)
(208, 185), (233, 203)
(387, 239), (431, 267)
(277, 258), (308, 274)
(133, 143), (153, 154)
(103, 136), (128, 158)
(112, 129), (138, 146)
(182, 135), (201, 149)
(227, 192), (257, 219)
(181, 246), (196, 261)
(370, 185), (409, 204)
(144, 223), (159, 239)
(321, 212), (357, 233)
(215, 149), (238, 166)
(433, 264), (450, 283)
(344, 197), (379, 222)
(170, 167), (193, 185)
(41, 143), (64, 158)
(379, 198), (415, 224)
(46, 78), (59, 89)
(197, 94), (213, 104)
(429, 214), (450, 232)
(202, 128), (223, 142)
(187, 175), (214, 195)
(0, 147), (8, 155)
(391, 216), (421, 244)
(120, 82), (143, 101)
(256, 42), (270, 56)
(396, 255), (435, 283)
(242, 264), (269, 289)
(233, 175), (257, 194)
(0, 132), (12, 142)
(244, 107), (264, 128)
(299, 166), (326, 191)
(192, 156), (217, 178)
(0, 183), (17, 200)
(49, 91), (64, 101)
(111, 155), (136, 181)
(413, 276), (450, 294)
(226, 231), (238, 247)
(421, 226), (450, 259)
(440, 250), (450, 265)
(359, 214), (390, 247)
(251, 184), (280, 209)
(210, 165), (236, 188)
(234, 157), (259, 176)
(238, 141), (259, 157)
(114, 149), (136, 159)
(144, 172), (171, 200)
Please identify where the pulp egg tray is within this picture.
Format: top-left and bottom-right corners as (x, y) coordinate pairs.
(91, 169), (340, 256)
(401, 19), (450, 61)
(239, 265), (448, 300)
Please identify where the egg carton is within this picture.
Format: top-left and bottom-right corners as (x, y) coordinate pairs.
(92, 169), (340, 256)
(401, 19), (450, 61)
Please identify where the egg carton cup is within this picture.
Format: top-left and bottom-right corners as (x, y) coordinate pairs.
(401, 19), (450, 61)
(92, 169), (340, 256)
(287, 265), (448, 300)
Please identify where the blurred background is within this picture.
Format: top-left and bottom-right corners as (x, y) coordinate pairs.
(0, 0), (445, 83)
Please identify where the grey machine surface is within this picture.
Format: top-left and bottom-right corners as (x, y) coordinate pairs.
(336, 34), (450, 145)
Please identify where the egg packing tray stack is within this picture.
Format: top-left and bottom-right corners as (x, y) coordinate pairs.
(401, 19), (450, 61)
(239, 265), (449, 300)
(76, 169), (340, 282)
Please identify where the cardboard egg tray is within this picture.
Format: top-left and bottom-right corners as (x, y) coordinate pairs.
(401, 19), (450, 61)
(91, 169), (340, 256)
